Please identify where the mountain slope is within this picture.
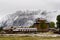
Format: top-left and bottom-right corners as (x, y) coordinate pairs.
(0, 10), (59, 27)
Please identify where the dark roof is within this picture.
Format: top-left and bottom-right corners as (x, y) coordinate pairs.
(35, 18), (49, 23)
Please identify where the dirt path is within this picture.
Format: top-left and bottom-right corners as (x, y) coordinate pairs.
(0, 34), (60, 37)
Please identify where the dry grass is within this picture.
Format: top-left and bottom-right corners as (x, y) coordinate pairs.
(0, 36), (60, 40)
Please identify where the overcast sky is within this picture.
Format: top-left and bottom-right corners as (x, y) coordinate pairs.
(0, 0), (60, 19)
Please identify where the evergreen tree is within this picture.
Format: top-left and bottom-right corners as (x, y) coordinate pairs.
(56, 15), (60, 31)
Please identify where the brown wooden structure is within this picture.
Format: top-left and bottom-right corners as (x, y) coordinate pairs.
(33, 18), (49, 32)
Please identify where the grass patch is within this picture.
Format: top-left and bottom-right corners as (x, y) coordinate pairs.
(0, 36), (60, 40)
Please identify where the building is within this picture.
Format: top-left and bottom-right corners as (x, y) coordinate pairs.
(2, 18), (49, 34)
(33, 18), (49, 32)
(13, 28), (37, 33)
(3, 26), (37, 34)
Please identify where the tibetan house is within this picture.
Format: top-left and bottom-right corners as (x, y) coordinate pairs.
(13, 28), (37, 33)
(3, 26), (37, 34)
(33, 18), (49, 32)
